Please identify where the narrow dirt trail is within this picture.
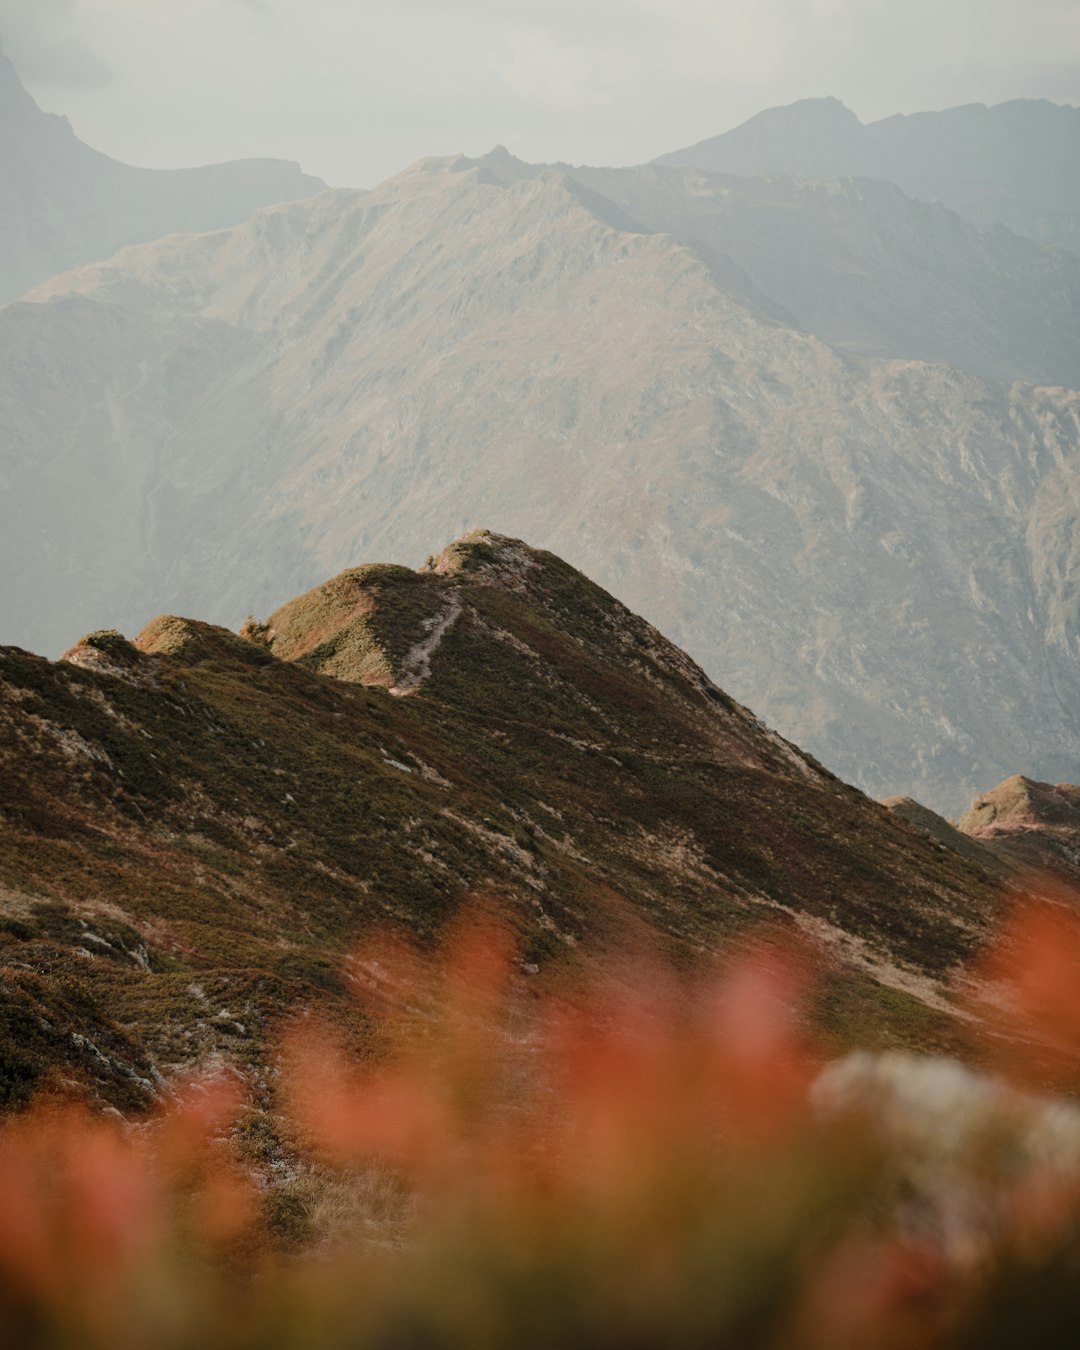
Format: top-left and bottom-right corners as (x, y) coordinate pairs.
(389, 594), (462, 696)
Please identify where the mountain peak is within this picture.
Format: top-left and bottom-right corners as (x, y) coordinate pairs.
(655, 93), (1080, 254)
(251, 531), (670, 699)
(959, 775), (1080, 834)
(421, 529), (542, 585)
(655, 95), (870, 177)
(750, 95), (861, 127)
(485, 145), (522, 164)
(135, 614), (275, 669)
(254, 562), (445, 689)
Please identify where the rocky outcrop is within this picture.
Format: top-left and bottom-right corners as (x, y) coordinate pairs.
(957, 775), (1080, 892)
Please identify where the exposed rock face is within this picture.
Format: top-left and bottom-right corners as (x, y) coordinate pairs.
(0, 533), (1010, 1103)
(0, 45), (325, 303)
(656, 96), (1080, 256)
(3, 152), (1080, 812)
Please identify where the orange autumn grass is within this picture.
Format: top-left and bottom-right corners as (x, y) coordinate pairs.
(4, 901), (1080, 1348)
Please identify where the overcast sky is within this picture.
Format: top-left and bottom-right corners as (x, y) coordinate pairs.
(2, 0), (1078, 187)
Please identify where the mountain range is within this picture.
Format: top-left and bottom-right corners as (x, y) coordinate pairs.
(3, 52), (1080, 816)
(3, 141), (1080, 811)
(657, 95), (1080, 257)
(0, 44), (325, 305)
(499, 149), (1080, 385)
(6, 54), (1080, 1127)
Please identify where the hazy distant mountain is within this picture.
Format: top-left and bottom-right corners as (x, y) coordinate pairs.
(656, 96), (1080, 257)
(484, 148), (1080, 386)
(5, 153), (1080, 812)
(0, 45), (325, 303)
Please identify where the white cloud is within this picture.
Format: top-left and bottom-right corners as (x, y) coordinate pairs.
(226, 0), (277, 16)
(0, 0), (112, 87)
(489, 26), (636, 111)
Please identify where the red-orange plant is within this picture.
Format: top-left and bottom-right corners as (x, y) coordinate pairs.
(4, 904), (1080, 1347)
(0, 1077), (256, 1350)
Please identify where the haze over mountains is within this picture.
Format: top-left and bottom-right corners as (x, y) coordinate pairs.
(491, 149), (1080, 385)
(0, 45), (325, 305)
(3, 48), (1080, 815)
(657, 95), (1080, 257)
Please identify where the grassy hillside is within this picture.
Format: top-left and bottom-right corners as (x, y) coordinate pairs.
(0, 532), (1010, 1112)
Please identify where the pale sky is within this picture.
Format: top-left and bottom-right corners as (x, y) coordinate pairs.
(3, 0), (1079, 187)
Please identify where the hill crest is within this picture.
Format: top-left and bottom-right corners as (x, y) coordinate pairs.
(0, 531), (1015, 1107)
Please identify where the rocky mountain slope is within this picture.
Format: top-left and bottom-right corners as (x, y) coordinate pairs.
(0, 45), (325, 303)
(884, 770), (1080, 900)
(656, 96), (1080, 257)
(0, 533), (1008, 1109)
(3, 150), (1080, 812)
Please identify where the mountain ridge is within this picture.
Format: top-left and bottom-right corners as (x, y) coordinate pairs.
(655, 95), (1080, 256)
(0, 531), (1012, 1109)
(472, 148), (1080, 386)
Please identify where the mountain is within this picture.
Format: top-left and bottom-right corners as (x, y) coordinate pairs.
(0, 44), (325, 303)
(655, 96), (1080, 257)
(0, 532), (1009, 1109)
(3, 152), (1080, 812)
(486, 149), (1080, 386)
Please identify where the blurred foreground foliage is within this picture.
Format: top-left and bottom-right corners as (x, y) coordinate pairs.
(4, 903), (1080, 1349)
